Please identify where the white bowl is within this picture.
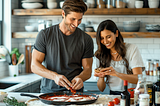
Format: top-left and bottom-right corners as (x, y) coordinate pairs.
(135, 3), (143, 8)
(47, 0), (56, 2)
(148, 1), (159, 8)
(25, 26), (35, 32)
(21, 0), (43, 3)
(60, 1), (64, 8)
(22, 3), (43, 9)
(0, 92), (8, 102)
(135, 1), (143, 4)
(47, 2), (57, 9)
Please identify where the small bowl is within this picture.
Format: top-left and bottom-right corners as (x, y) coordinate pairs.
(85, 26), (94, 32)
(25, 26), (35, 32)
(0, 92), (8, 102)
(47, 2), (57, 9)
(148, 1), (159, 8)
(60, 1), (64, 8)
(123, 21), (140, 32)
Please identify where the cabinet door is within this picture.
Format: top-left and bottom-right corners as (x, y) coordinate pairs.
(31, 81), (41, 93)
(15, 85), (32, 92)
(83, 82), (109, 94)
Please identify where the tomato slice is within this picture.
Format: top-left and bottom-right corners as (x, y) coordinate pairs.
(69, 87), (76, 94)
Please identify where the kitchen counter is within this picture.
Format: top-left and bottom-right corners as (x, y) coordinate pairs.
(0, 74), (42, 92)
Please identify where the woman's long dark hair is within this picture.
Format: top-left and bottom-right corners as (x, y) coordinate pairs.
(95, 20), (132, 83)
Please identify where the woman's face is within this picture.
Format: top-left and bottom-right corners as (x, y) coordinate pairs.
(100, 29), (118, 50)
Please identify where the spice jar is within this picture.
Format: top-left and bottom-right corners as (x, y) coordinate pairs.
(46, 20), (52, 28)
(146, 59), (152, 75)
(116, 0), (126, 8)
(38, 20), (45, 32)
(139, 94), (150, 106)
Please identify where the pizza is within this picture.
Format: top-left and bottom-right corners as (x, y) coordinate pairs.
(94, 68), (104, 73)
(41, 94), (96, 102)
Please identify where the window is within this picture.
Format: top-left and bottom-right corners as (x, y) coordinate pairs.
(0, 0), (3, 45)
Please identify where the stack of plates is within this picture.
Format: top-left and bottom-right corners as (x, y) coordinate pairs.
(21, 0), (43, 9)
(146, 24), (160, 32)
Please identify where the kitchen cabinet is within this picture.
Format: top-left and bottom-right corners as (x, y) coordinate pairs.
(12, 32), (160, 38)
(84, 82), (109, 94)
(15, 80), (41, 93)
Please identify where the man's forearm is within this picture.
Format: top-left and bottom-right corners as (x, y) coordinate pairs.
(76, 68), (92, 82)
(31, 61), (58, 81)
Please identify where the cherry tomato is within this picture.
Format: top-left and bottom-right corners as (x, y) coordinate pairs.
(108, 101), (114, 106)
(128, 88), (135, 98)
(113, 98), (120, 105)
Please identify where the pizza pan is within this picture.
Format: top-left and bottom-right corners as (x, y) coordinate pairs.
(21, 91), (99, 105)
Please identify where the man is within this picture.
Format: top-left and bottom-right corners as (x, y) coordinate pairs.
(31, 0), (94, 93)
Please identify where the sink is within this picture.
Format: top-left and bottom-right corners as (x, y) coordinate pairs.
(0, 82), (19, 89)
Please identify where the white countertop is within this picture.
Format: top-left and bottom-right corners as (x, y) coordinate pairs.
(0, 74), (42, 92)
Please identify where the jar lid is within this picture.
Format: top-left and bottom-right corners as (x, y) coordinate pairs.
(139, 94), (149, 98)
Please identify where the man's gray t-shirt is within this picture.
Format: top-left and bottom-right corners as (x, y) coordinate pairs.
(34, 24), (94, 93)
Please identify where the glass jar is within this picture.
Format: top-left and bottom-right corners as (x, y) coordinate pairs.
(38, 20), (45, 32)
(46, 20), (52, 28)
(97, 0), (106, 8)
(139, 94), (150, 106)
(116, 0), (126, 8)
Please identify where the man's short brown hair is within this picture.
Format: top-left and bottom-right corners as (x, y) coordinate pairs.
(62, 0), (87, 16)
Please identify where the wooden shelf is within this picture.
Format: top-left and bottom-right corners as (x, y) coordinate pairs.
(12, 8), (160, 15)
(12, 32), (160, 38)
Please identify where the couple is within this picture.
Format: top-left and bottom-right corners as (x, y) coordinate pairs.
(31, 0), (144, 95)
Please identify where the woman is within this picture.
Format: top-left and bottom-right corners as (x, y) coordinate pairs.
(94, 20), (144, 95)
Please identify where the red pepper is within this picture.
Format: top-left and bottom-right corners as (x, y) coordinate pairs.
(128, 88), (134, 98)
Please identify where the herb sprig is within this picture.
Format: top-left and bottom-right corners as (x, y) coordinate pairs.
(3, 96), (27, 106)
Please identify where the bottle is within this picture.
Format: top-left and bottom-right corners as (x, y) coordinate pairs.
(149, 62), (153, 76)
(146, 81), (153, 106)
(139, 94), (150, 106)
(153, 59), (159, 76)
(120, 80), (130, 106)
(154, 66), (160, 106)
(146, 59), (151, 76)
(134, 74), (147, 106)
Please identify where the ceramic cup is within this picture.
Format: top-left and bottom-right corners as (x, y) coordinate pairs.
(9, 65), (19, 77)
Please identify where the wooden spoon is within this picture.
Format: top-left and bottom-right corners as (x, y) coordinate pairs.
(17, 54), (24, 65)
(12, 54), (17, 65)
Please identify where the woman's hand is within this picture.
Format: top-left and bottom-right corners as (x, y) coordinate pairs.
(94, 71), (106, 78)
(94, 66), (119, 77)
(100, 66), (119, 77)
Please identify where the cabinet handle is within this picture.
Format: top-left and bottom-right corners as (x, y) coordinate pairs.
(84, 90), (100, 92)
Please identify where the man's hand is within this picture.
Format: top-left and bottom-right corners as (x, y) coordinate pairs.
(71, 77), (83, 90)
(54, 74), (72, 90)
